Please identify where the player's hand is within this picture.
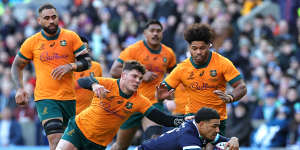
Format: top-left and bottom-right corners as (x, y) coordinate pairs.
(143, 71), (158, 82)
(225, 137), (239, 150)
(15, 88), (29, 106)
(156, 83), (174, 102)
(92, 83), (110, 99)
(51, 64), (73, 80)
(213, 90), (233, 103)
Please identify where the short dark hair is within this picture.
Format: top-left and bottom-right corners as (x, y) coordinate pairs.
(144, 19), (163, 30)
(184, 23), (214, 44)
(38, 3), (56, 14)
(123, 60), (146, 75)
(195, 107), (220, 123)
(80, 36), (88, 44)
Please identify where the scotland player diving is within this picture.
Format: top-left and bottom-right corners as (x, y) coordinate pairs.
(137, 107), (239, 150)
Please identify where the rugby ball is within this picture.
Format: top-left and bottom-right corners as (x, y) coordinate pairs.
(215, 142), (229, 150)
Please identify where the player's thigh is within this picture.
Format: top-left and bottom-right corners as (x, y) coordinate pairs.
(115, 127), (139, 145)
(61, 117), (106, 150)
(56, 139), (78, 150)
(60, 117), (82, 149)
(36, 99), (64, 125)
(57, 100), (76, 127)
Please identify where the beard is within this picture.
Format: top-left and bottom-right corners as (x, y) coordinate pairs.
(42, 24), (58, 34)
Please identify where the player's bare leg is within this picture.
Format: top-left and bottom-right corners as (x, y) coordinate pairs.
(42, 118), (64, 150)
(48, 133), (63, 150)
(141, 117), (163, 141)
(111, 127), (139, 150)
(56, 139), (78, 150)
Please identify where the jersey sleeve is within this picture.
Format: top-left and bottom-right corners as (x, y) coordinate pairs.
(118, 46), (136, 64)
(163, 65), (182, 90)
(223, 58), (242, 86)
(211, 134), (230, 145)
(136, 95), (153, 114)
(18, 38), (33, 60)
(168, 49), (177, 69)
(71, 31), (86, 57)
(95, 77), (113, 87)
(92, 62), (103, 77)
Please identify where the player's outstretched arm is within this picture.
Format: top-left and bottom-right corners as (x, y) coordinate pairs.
(77, 76), (110, 98)
(145, 107), (190, 127)
(11, 55), (30, 106)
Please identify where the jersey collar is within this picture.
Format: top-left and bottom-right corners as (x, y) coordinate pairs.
(117, 79), (133, 99)
(189, 51), (212, 69)
(143, 40), (162, 54)
(192, 120), (202, 139)
(41, 28), (61, 41)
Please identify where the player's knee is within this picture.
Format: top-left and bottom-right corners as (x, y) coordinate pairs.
(44, 119), (64, 136)
(142, 125), (163, 141)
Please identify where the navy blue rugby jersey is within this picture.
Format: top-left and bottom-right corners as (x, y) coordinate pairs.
(138, 120), (229, 150)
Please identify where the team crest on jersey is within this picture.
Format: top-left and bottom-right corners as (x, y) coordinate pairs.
(210, 70), (217, 77)
(163, 57), (167, 63)
(125, 102), (133, 109)
(60, 40), (67, 46)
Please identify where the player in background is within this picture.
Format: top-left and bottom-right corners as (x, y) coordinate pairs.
(110, 20), (176, 150)
(11, 3), (91, 150)
(137, 107), (239, 150)
(56, 61), (192, 150)
(172, 83), (188, 115)
(74, 36), (102, 114)
(161, 23), (247, 137)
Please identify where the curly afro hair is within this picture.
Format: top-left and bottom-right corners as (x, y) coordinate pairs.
(184, 23), (215, 44)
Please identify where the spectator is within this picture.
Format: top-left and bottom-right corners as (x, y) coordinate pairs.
(226, 102), (253, 146)
(288, 102), (300, 146)
(0, 107), (23, 146)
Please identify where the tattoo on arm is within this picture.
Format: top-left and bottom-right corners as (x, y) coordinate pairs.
(11, 56), (30, 89)
(231, 80), (247, 101)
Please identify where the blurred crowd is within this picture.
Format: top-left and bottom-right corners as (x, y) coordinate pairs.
(0, 0), (300, 148)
